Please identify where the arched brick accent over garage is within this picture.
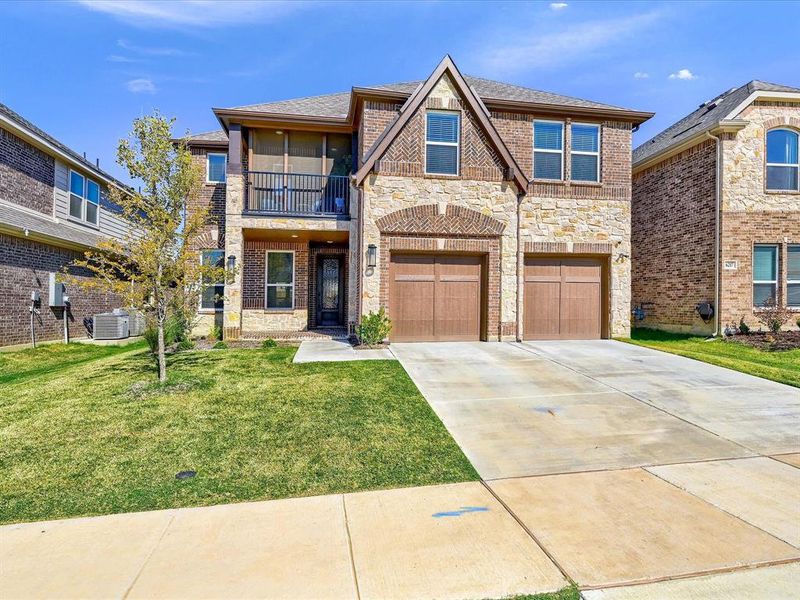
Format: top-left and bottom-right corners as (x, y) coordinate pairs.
(376, 204), (506, 237)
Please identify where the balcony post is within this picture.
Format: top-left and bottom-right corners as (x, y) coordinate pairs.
(228, 124), (242, 176)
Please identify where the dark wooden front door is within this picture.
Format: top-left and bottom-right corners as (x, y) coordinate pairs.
(317, 255), (344, 326)
(523, 257), (604, 340)
(389, 253), (483, 342)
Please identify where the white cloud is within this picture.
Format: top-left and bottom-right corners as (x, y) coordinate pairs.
(633, 71), (650, 79)
(550, 2), (568, 9)
(126, 78), (157, 94)
(669, 68), (697, 80)
(473, 11), (662, 75)
(117, 39), (190, 57)
(106, 54), (141, 63)
(78, 0), (306, 28)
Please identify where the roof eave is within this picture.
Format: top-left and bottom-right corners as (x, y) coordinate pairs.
(632, 119), (748, 173)
(213, 107), (351, 132)
(483, 98), (654, 124)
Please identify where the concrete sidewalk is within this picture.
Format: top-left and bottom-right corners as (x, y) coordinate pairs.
(3, 469), (799, 599)
(293, 339), (395, 363)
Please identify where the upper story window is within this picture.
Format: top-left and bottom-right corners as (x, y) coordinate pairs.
(207, 153), (227, 183)
(425, 112), (460, 176)
(766, 129), (799, 191)
(570, 123), (600, 182)
(753, 244), (778, 307)
(533, 120), (564, 180)
(69, 170), (99, 226)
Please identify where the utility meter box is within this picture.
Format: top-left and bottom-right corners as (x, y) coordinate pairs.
(48, 273), (65, 307)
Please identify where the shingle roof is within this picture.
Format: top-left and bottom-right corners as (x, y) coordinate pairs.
(0, 201), (100, 249)
(184, 129), (229, 143)
(225, 75), (631, 118)
(633, 80), (800, 165)
(0, 102), (128, 189)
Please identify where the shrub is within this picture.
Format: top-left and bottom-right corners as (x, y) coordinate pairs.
(207, 325), (223, 342)
(261, 338), (278, 349)
(797, 317), (800, 329)
(738, 318), (750, 335)
(755, 297), (791, 333)
(143, 314), (188, 354)
(212, 341), (228, 350)
(356, 308), (392, 345)
(177, 338), (195, 351)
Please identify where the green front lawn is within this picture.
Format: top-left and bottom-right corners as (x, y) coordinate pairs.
(621, 328), (800, 388)
(0, 343), (477, 525)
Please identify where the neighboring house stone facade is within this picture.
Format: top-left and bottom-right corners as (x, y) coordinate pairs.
(632, 81), (800, 334)
(186, 56), (652, 342)
(0, 103), (131, 347)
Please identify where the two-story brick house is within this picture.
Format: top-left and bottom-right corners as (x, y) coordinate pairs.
(187, 56), (652, 342)
(0, 103), (132, 346)
(632, 81), (800, 334)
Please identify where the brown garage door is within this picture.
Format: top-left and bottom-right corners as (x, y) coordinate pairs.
(389, 254), (483, 342)
(524, 257), (604, 340)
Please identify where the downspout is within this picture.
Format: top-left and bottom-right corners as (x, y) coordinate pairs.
(706, 131), (722, 337)
(516, 190), (524, 342)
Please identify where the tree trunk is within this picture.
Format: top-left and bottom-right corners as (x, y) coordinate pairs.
(157, 321), (167, 383)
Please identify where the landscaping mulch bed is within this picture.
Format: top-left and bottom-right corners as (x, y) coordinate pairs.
(191, 339), (298, 351)
(725, 330), (800, 351)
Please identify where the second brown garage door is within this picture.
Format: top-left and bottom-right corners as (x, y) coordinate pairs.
(524, 257), (604, 340)
(389, 254), (483, 342)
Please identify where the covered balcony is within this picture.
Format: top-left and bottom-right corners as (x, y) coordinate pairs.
(244, 171), (350, 218)
(243, 129), (353, 219)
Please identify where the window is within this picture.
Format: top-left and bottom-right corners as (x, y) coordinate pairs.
(753, 245), (778, 307)
(425, 112), (459, 175)
(766, 129), (799, 191)
(266, 251), (294, 309)
(533, 120), (563, 180)
(207, 153), (227, 183)
(788, 245), (800, 308)
(69, 170), (99, 225)
(570, 123), (600, 182)
(201, 250), (225, 311)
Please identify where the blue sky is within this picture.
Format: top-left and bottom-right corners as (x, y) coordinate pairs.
(1, 1), (798, 184)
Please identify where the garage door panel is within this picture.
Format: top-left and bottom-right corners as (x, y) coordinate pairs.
(524, 281), (561, 339)
(389, 254), (482, 342)
(524, 257), (604, 340)
(560, 281), (601, 339)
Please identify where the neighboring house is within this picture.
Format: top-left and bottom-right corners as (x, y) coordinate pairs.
(632, 81), (800, 335)
(0, 103), (132, 346)
(186, 56), (652, 342)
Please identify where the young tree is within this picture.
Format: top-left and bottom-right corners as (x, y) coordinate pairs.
(67, 112), (222, 382)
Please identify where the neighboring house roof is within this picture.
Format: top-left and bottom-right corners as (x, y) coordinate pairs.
(354, 55), (528, 191)
(183, 129), (229, 145)
(633, 80), (800, 168)
(0, 200), (100, 250)
(0, 102), (129, 190)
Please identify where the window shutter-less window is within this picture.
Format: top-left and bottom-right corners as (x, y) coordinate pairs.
(788, 246), (800, 307)
(533, 121), (563, 180)
(753, 245), (778, 307)
(766, 129), (799, 191)
(425, 113), (459, 175)
(69, 171), (84, 219)
(570, 124), (600, 182)
(207, 154), (227, 183)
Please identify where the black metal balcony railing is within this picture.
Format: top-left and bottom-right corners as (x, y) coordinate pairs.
(244, 171), (350, 218)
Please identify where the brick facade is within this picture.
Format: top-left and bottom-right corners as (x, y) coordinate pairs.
(0, 234), (119, 346)
(632, 101), (800, 334)
(190, 147), (226, 250)
(631, 140), (718, 333)
(0, 126), (54, 214)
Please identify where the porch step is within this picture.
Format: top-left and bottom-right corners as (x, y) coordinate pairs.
(240, 328), (349, 342)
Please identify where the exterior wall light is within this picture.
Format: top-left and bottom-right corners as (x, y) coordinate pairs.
(227, 255), (236, 272)
(366, 244), (377, 269)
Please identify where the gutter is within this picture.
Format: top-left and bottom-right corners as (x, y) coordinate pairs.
(706, 130), (723, 337)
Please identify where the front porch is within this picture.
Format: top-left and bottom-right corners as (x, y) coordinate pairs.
(228, 228), (354, 340)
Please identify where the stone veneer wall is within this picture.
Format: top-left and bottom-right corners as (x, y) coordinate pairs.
(362, 174), (519, 341)
(719, 103), (800, 328)
(631, 140), (717, 334)
(520, 196), (632, 337)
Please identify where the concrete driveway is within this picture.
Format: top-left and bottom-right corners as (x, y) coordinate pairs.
(391, 340), (800, 480)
